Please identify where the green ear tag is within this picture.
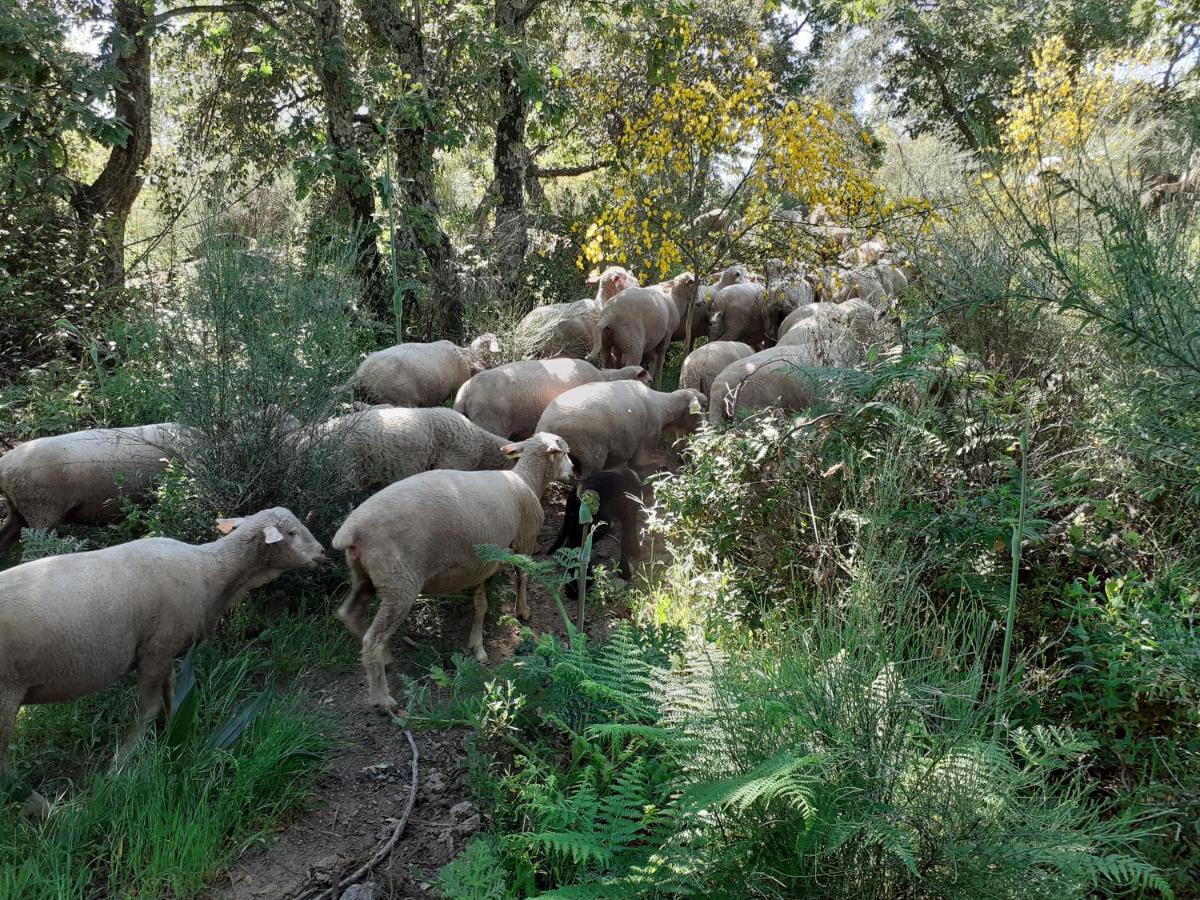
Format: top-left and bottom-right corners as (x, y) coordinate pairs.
(579, 490), (600, 524)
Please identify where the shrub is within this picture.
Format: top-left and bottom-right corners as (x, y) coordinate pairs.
(151, 223), (371, 540)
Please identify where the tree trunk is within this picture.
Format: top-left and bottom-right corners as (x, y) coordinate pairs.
(313, 0), (390, 321)
(354, 0), (464, 341)
(71, 0), (152, 288)
(491, 0), (537, 299)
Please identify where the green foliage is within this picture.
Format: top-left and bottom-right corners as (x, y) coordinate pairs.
(1060, 573), (1200, 774)
(153, 221), (369, 539)
(0, 644), (329, 899)
(17, 528), (90, 562)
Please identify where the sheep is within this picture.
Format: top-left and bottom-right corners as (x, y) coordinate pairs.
(534, 380), (705, 476)
(344, 335), (501, 407)
(310, 407), (514, 491)
(707, 346), (852, 424)
(454, 358), (648, 441)
(673, 265), (752, 352)
(708, 282), (768, 348)
(591, 276), (692, 388)
(774, 316), (865, 368)
(331, 433), (574, 713)
(0, 507), (325, 817)
(514, 267), (639, 359)
(777, 298), (877, 341)
(709, 278), (800, 348)
(550, 467), (645, 596)
(0, 423), (186, 552)
(680, 340), (754, 394)
(829, 269), (886, 306)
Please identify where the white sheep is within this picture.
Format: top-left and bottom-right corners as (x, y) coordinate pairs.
(707, 346), (846, 424)
(310, 407), (514, 490)
(680, 341), (755, 394)
(590, 279), (689, 387)
(343, 334), (501, 407)
(0, 424), (185, 552)
(0, 507), (325, 817)
(332, 433), (574, 713)
(777, 298), (875, 340)
(514, 267), (639, 359)
(534, 380), (705, 476)
(454, 358), (648, 440)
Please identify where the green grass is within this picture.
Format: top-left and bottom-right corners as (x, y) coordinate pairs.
(0, 607), (348, 899)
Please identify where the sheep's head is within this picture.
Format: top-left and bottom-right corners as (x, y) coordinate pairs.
(609, 365), (650, 384)
(716, 264), (751, 289)
(503, 433), (574, 483)
(216, 507), (326, 569)
(667, 389), (707, 435)
(588, 266), (636, 304)
(666, 271), (698, 305)
(467, 332), (504, 371)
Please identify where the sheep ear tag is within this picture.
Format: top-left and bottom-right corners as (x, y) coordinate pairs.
(501, 443), (523, 460)
(262, 525), (284, 544)
(215, 518), (242, 534)
(688, 399), (703, 415)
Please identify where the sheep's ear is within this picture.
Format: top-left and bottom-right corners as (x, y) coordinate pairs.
(215, 517), (243, 534)
(585, 270), (601, 285)
(262, 524), (284, 544)
(501, 442), (523, 460)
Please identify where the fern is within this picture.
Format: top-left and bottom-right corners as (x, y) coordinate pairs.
(682, 752), (822, 822)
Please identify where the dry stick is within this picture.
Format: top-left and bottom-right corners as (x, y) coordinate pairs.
(294, 728), (420, 900)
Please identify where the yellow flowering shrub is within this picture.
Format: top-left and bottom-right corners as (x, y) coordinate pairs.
(1002, 35), (1152, 163)
(574, 19), (889, 279)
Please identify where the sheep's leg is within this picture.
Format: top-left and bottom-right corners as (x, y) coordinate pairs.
(618, 511), (640, 581)
(513, 568), (530, 622)
(360, 584), (416, 715)
(469, 585), (490, 664)
(337, 560), (376, 643)
(651, 339), (669, 389)
(114, 659), (171, 770)
(0, 689), (48, 818)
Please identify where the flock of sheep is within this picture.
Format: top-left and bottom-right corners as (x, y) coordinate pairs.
(0, 234), (914, 820)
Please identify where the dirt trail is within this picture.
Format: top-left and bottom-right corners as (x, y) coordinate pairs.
(214, 484), (641, 900)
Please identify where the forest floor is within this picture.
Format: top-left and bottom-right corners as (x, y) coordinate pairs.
(214, 482), (645, 900)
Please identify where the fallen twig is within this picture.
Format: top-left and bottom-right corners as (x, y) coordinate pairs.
(290, 727), (419, 900)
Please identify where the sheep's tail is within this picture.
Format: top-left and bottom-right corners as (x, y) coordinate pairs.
(333, 372), (360, 395)
(332, 521), (355, 551)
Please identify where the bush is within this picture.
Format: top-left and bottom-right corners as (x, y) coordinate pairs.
(151, 224), (371, 540)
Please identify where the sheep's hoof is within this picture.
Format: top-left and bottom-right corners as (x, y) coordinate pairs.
(473, 646), (489, 664)
(20, 791), (50, 820)
(369, 696), (402, 717)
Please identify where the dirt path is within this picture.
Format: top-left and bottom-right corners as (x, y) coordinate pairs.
(214, 484), (640, 900)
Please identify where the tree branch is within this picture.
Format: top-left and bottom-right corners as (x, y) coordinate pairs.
(150, 3), (283, 33)
(531, 160), (612, 178)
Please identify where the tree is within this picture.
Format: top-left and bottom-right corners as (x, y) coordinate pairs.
(830, 0), (1146, 149)
(356, 0), (465, 341)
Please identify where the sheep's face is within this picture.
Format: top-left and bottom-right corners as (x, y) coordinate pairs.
(503, 433), (574, 483)
(217, 508), (326, 569)
(590, 266), (635, 304)
(668, 389), (707, 435)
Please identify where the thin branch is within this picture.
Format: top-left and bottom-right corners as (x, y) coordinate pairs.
(150, 3), (284, 33)
(531, 160), (612, 178)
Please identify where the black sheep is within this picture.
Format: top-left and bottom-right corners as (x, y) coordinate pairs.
(550, 468), (644, 594)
